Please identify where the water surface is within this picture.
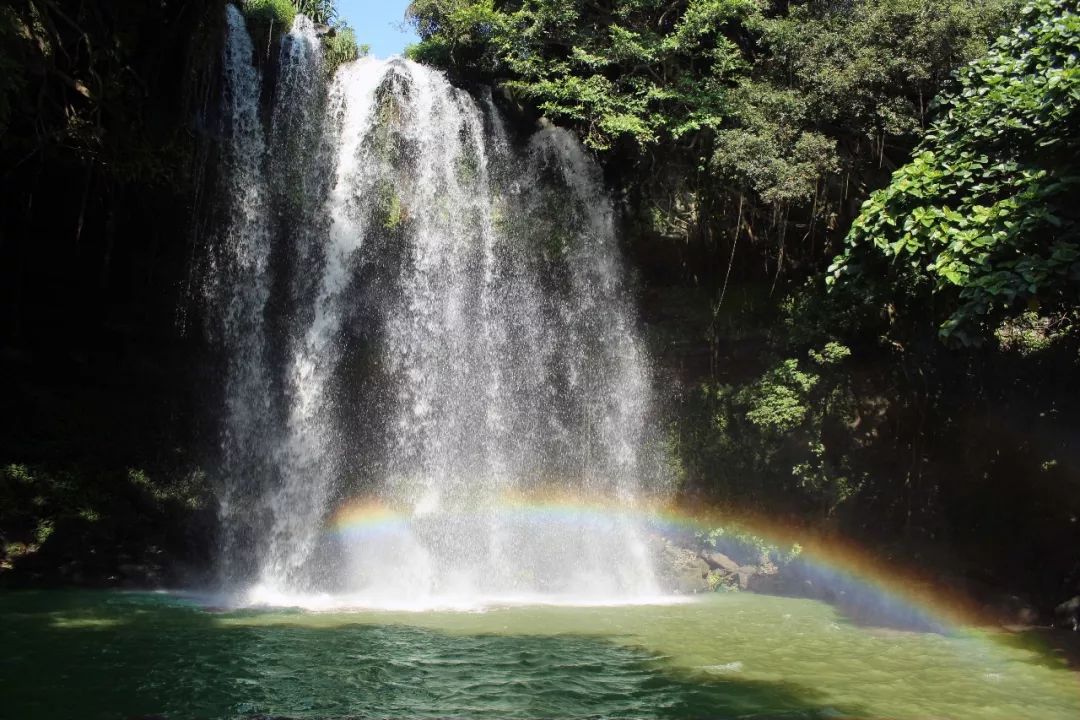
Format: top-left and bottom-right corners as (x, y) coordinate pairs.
(3, 591), (1079, 719)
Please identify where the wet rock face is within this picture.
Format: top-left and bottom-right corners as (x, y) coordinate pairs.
(1057, 596), (1080, 631)
(736, 565), (760, 590)
(697, 548), (785, 592)
(701, 550), (740, 574)
(647, 538), (789, 595)
(649, 538), (711, 594)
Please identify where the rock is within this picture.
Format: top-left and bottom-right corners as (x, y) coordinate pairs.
(746, 572), (789, 595)
(1016, 606), (1040, 626)
(700, 551), (740, 574)
(1056, 596), (1080, 631)
(736, 565), (757, 590)
(650, 538), (711, 594)
(987, 594), (1042, 627)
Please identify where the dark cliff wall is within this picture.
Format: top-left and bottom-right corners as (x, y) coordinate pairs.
(0, 0), (229, 585)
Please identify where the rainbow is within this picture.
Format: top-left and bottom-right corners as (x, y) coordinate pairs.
(326, 490), (991, 633)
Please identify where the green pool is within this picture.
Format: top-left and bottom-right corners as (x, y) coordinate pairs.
(2, 591), (1078, 719)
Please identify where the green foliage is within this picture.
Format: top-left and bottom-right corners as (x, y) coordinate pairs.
(706, 569), (738, 591)
(712, 0), (1018, 234)
(810, 342), (852, 366)
(242, 0), (297, 56)
(741, 359), (819, 434)
(701, 526), (803, 566)
(33, 519), (55, 545)
(1, 462), (209, 575)
(407, 0), (509, 69)
(755, 0), (1017, 141)
(0, 0), (224, 186)
(241, 2), (361, 75)
(406, 1), (1018, 291)
(682, 330), (866, 516)
(243, 0), (297, 30)
(0, 6), (27, 134)
(324, 24), (366, 75)
(712, 86), (840, 206)
(995, 310), (1077, 356)
(831, 0), (1080, 344)
(408, 0), (758, 150)
(385, 194), (403, 229)
(292, 0), (338, 25)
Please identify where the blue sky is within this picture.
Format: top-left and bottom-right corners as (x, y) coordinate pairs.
(336, 1), (418, 58)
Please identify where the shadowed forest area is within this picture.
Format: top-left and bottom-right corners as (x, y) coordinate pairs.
(1, 0), (1078, 625)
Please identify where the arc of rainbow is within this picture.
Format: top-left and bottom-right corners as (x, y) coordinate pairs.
(326, 489), (996, 634)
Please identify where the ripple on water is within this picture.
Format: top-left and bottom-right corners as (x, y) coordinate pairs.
(1, 591), (1079, 720)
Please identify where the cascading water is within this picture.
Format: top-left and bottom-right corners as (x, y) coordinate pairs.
(212, 8), (665, 607)
(260, 12), (336, 592)
(212, 4), (276, 583)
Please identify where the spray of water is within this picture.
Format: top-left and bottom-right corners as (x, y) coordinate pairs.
(212, 5), (276, 583)
(213, 10), (663, 608)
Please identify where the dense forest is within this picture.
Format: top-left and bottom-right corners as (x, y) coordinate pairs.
(404, 0), (1080, 617)
(1, 0), (1078, 621)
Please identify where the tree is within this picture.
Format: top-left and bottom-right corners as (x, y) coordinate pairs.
(830, 0), (1080, 344)
(407, 0), (1018, 288)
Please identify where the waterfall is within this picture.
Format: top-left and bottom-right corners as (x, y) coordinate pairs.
(212, 8), (663, 606)
(212, 5), (275, 584)
(260, 12), (336, 590)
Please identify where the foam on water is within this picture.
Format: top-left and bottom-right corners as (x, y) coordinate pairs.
(241, 584), (688, 613)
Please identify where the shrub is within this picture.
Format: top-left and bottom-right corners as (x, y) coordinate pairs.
(702, 526), (803, 567)
(242, 0), (296, 31)
(293, 0), (338, 25)
(830, 0), (1080, 344)
(324, 24), (366, 75)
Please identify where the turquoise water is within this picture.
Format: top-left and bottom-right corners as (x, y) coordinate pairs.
(2, 591), (1079, 719)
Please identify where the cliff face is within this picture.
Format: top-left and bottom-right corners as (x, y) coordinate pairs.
(0, 0), (227, 586)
